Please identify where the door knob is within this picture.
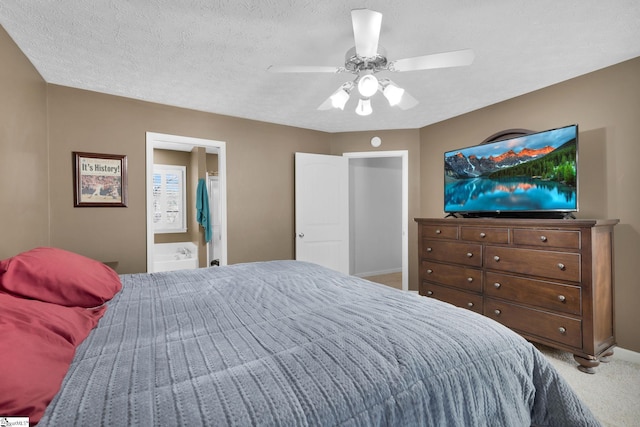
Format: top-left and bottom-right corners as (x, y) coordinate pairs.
(298, 232), (304, 238)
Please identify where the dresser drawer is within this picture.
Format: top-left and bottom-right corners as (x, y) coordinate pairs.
(484, 298), (582, 348)
(512, 228), (580, 249)
(420, 282), (482, 313)
(460, 226), (509, 244)
(421, 224), (458, 240)
(422, 240), (483, 267)
(484, 246), (580, 282)
(421, 260), (482, 292)
(485, 272), (581, 315)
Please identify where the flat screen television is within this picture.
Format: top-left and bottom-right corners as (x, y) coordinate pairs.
(444, 124), (578, 218)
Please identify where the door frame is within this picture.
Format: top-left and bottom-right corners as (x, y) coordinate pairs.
(145, 132), (227, 272)
(343, 150), (408, 291)
(206, 174), (222, 267)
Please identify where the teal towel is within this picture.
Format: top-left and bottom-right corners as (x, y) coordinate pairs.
(196, 178), (212, 243)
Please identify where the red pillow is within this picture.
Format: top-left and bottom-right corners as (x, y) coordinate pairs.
(0, 293), (106, 424)
(0, 247), (122, 308)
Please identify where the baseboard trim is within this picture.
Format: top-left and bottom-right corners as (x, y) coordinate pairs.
(356, 268), (402, 278)
(615, 346), (640, 365)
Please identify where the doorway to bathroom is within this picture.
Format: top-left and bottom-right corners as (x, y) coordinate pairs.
(145, 132), (227, 272)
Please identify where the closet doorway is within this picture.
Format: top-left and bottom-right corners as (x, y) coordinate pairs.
(344, 151), (407, 292)
(145, 132), (227, 272)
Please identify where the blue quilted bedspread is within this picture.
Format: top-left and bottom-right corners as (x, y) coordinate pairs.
(39, 261), (601, 426)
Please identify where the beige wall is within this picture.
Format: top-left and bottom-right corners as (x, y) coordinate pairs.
(419, 57), (640, 352)
(206, 153), (218, 175)
(0, 26), (49, 257)
(329, 130), (422, 291)
(0, 23), (330, 271)
(45, 85), (330, 273)
(2, 24), (638, 351)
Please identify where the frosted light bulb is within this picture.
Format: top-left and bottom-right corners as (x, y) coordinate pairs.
(330, 89), (350, 110)
(383, 84), (405, 106)
(355, 98), (372, 116)
(357, 74), (379, 98)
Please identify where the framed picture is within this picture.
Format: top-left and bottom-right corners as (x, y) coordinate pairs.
(73, 152), (128, 207)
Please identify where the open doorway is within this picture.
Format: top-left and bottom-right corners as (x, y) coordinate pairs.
(145, 132), (227, 272)
(344, 151), (408, 292)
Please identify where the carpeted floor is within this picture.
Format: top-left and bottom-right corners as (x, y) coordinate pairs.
(535, 343), (640, 427)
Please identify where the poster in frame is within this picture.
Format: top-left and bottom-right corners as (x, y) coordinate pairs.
(73, 151), (128, 207)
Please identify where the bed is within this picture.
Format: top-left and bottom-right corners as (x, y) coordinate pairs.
(0, 248), (601, 426)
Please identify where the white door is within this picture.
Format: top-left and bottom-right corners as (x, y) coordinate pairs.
(295, 153), (349, 274)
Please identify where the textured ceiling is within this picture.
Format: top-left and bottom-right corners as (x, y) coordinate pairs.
(2, 1), (640, 133)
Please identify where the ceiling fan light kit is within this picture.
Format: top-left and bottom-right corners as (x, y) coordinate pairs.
(355, 98), (373, 116)
(357, 73), (379, 97)
(268, 8), (474, 117)
(381, 81), (405, 106)
(330, 87), (351, 110)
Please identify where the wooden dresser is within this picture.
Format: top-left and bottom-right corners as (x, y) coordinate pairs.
(415, 217), (618, 373)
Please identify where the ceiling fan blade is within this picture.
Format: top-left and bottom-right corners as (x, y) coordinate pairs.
(390, 49), (475, 72)
(267, 65), (341, 73)
(351, 9), (382, 58)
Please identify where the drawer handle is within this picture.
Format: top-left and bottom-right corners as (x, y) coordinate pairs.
(558, 327), (567, 334)
(426, 269), (433, 274)
(494, 282), (501, 289)
(494, 309), (501, 316)
(540, 235), (548, 242)
(467, 302), (474, 307)
(558, 295), (566, 302)
(435, 229), (441, 234)
(427, 290), (433, 296)
(493, 255), (500, 262)
(557, 263), (566, 270)
(479, 232), (486, 238)
(467, 277), (473, 282)
(467, 252), (473, 258)
(426, 247), (432, 252)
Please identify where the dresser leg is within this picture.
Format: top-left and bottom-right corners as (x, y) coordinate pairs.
(599, 349), (614, 363)
(573, 354), (599, 374)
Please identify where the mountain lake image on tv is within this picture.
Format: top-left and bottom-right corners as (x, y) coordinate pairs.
(444, 124), (578, 216)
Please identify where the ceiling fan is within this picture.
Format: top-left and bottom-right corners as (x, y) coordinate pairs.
(268, 8), (475, 116)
